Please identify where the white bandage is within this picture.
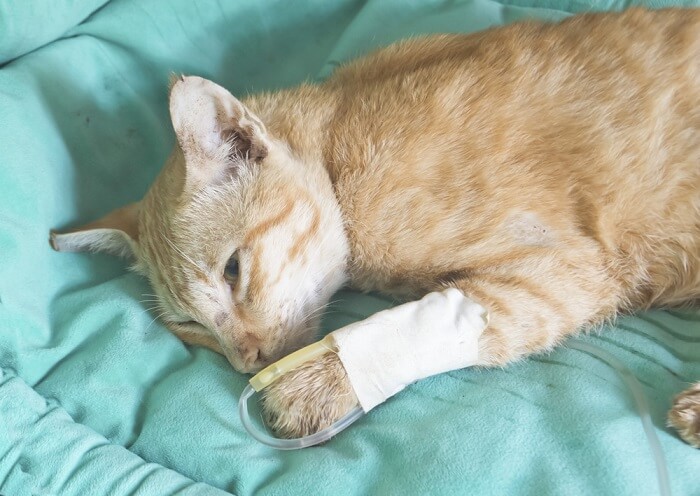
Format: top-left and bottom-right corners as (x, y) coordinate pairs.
(331, 288), (488, 412)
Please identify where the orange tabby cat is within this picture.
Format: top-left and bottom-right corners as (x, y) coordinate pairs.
(51, 7), (700, 446)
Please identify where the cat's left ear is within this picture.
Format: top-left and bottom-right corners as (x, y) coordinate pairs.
(168, 75), (271, 191)
(50, 202), (140, 258)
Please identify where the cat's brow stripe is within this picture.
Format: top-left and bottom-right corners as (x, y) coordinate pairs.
(246, 244), (267, 304)
(246, 202), (321, 303)
(243, 202), (295, 245)
(287, 206), (321, 263)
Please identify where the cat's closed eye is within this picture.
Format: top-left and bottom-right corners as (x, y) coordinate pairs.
(167, 318), (201, 328)
(224, 252), (239, 285)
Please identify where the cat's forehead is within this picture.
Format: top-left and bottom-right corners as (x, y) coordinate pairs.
(141, 155), (250, 233)
(139, 202), (227, 272)
(136, 166), (264, 274)
(136, 147), (316, 280)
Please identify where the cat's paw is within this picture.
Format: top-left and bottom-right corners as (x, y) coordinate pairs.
(667, 383), (700, 448)
(260, 352), (359, 438)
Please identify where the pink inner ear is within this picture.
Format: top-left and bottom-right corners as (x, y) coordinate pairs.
(223, 127), (268, 163)
(166, 76), (273, 199)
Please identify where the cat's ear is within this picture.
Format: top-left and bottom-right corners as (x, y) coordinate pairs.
(50, 202), (140, 259)
(168, 75), (270, 190)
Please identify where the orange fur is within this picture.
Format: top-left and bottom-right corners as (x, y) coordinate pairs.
(51, 8), (700, 442)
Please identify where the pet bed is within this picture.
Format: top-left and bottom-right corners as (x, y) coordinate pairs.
(1, 0), (699, 494)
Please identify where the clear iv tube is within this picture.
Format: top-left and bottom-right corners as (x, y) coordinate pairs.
(567, 340), (671, 496)
(238, 334), (674, 496)
(238, 384), (365, 449)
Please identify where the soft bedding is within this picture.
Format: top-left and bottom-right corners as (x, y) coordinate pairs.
(1, 0), (699, 494)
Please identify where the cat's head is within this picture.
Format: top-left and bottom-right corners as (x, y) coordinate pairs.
(51, 76), (349, 373)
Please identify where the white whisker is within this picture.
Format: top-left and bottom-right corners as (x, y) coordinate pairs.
(145, 310), (168, 332)
(161, 230), (201, 273)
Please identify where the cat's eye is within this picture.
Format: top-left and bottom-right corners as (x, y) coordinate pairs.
(224, 252), (239, 284)
(169, 318), (200, 327)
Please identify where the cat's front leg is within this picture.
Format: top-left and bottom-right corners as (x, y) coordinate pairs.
(261, 288), (487, 438)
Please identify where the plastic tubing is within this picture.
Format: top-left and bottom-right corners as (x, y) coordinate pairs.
(239, 333), (366, 449)
(567, 339), (671, 496)
(239, 385), (364, 449)
(239, 329), (675, 489)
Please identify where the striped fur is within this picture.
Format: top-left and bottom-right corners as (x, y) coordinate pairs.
(52, 8), (700, 444)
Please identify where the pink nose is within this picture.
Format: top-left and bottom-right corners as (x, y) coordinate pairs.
(234, 333), (272, 372)
(240, 346), (261, 370)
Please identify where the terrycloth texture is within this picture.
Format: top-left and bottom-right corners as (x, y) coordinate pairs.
(0, 0), (699, 495)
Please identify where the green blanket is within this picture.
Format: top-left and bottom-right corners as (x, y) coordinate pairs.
(1, 1), (699, 494)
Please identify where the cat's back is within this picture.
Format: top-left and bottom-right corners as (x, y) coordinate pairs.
(326, 7), (699, 94)
(325, 7), (699, 179)
(321, 8), (699, 296)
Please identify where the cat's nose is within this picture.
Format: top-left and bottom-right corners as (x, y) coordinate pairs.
(240, 346), (261, 371)
(235, 333), (271, 373)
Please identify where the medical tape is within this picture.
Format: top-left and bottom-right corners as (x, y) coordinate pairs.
(332, 288), (489, 412)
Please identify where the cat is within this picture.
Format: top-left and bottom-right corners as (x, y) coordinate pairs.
(51, 7), (700, 446)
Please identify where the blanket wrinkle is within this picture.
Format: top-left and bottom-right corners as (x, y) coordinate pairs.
(0, 1), (698, 495)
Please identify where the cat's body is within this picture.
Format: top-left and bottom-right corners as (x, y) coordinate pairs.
(52, 8), (700, 446)
(246, 7), (700, 367)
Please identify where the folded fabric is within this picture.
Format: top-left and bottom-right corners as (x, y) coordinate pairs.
(1, 0), (698, 495)
(0, 0), (111, 64)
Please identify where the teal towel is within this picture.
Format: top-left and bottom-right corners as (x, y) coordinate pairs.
(1, 1), (698, 494)
(0, 1), (110, 64)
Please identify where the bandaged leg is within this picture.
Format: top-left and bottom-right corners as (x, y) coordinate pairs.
(331, 288), (489, 412)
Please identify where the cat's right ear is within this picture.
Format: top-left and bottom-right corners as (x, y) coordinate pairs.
(49, 202), (140, 259)
(168, 75), (271, 193)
